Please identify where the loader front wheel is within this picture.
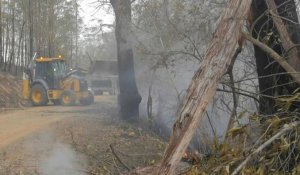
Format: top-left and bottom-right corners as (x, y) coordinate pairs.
(30, 84), (48, 106)
(60, 91), (76, 106)
(79, 91), (94, 106)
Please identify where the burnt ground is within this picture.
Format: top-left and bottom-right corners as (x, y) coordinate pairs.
(0, 96), (166, 175)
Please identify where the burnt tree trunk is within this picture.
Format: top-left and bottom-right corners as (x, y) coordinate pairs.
(158, 0), (252, 174)
(110, 0), (142, 121)
(252, 0), (300, 114)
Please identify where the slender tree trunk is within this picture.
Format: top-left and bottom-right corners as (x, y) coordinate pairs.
(8, 0), (15, 72)
(24, 30), (28, 67)
(47, 1), (55, 57)
(158, 0), (252, 174)
(75, 0), (78, 67)
(0, 0), (3, 69)
(21, 31), (25, 70)
(16, 21), (25, 75)
(110, 0), (142, 121)
(4, 10), (10, 72)
(37, 0), (41, 53)
(70, 31), (73, 66)
(29, 0), (33, 58)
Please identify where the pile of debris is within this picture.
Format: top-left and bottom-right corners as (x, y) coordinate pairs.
(0, 73), (27, 109)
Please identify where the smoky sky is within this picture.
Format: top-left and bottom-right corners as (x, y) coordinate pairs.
(80, 0), (114, 28)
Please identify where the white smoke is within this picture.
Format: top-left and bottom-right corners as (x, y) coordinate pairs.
(39, 143), (85, 175)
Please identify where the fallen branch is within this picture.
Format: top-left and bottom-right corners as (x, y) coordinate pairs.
(242, 31), (300, 84)
(109, 144), (131, 171)
(231, 121), (300, 175)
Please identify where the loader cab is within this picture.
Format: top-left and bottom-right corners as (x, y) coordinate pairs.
(31, 57), (67, 89)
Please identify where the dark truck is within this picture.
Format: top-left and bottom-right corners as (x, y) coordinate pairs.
(87, 59), (119, 95)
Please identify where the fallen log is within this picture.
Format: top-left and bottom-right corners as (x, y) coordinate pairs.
(158, 0), (252, 174)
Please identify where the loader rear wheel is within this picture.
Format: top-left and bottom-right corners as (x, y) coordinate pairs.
(60, 91), (76, 106)
(30, 84), (48, 106)
(79, 91), (94, 105)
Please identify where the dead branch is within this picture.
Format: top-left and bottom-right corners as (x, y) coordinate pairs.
(216, 88), (259, 103)
(266, 0), (300, 71)
(231, 121), (300, 175)
(231, 72), (300, 84)
(242, 31), (300, 84)
(225, 48), (242, 139)
(109, 144), (131, 172)
(158, 0), (252, 174)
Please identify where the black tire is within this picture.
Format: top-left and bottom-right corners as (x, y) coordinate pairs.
(79, 91), (94, 105)
(30, 84), (49, 106)
(51, 99), (61, 105)
(60, 91), (76, 106)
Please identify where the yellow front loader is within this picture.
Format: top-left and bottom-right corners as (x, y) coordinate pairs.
(23, 55), (94, 106)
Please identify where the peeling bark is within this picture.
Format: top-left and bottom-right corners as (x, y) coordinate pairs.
(158, 0), (252, 174)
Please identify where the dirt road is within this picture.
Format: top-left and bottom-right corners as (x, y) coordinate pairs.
(0, 96), (165, 175)
(0, 96), (114, 149)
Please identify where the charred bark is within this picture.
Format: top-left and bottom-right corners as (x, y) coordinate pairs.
(251, 0), (300, 114)
(110, 0), (141, 121)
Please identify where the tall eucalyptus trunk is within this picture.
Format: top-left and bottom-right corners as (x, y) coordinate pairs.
(110, 0), (142, 121)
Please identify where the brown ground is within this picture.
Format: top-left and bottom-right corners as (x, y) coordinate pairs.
(0, 96), (166, 175)
(0, 73), (25, 109)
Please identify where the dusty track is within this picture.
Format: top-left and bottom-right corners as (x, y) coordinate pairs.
(0, 96), (112, 149)
(0, 96), (165, 175)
